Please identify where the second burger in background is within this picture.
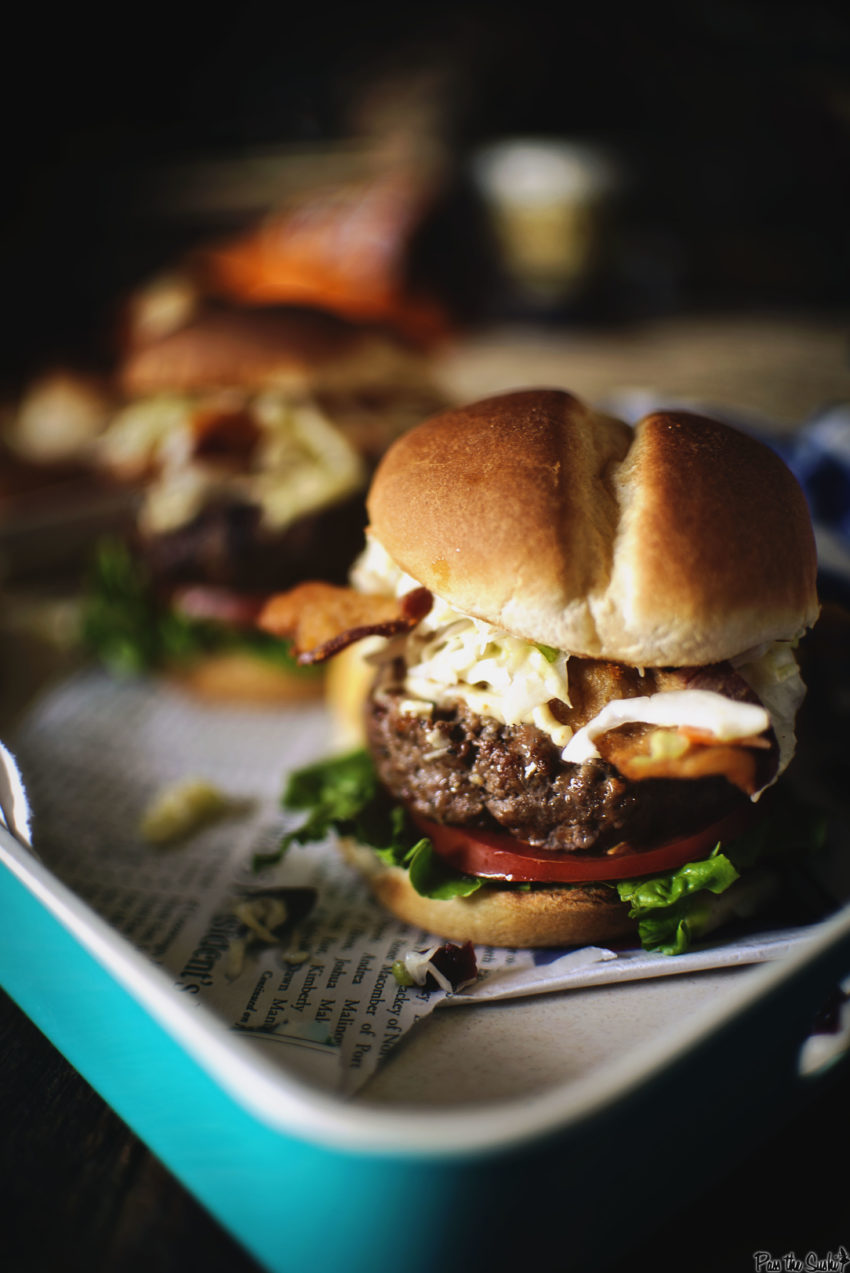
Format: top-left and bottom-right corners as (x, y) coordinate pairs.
(84, 303), (448, 701)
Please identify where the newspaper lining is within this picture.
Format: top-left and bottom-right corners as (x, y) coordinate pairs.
(6, 669), (819, 1096)
(8, 671), (538, 1093)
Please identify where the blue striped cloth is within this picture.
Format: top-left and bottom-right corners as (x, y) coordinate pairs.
(775, 403), (850, 539)
(773, 403), (850, 605)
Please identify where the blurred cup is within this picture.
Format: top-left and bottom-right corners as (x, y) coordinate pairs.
(472, 137), (622, 313)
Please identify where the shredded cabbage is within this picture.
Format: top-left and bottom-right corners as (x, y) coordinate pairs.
(101, 391), (364, 535)
(352, 535), (805, 782)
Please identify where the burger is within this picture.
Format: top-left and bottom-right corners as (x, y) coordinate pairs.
(257, 389), (822, 950)
(84, 304), (448, 701)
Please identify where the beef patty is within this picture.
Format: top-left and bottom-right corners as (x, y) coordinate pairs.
(365, 662), (776, 853)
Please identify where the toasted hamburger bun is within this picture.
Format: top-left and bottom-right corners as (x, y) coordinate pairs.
(367, 389), (819, 666)
(100, 305), (449, 485)
(119, 305), (441, 401)
(163, 649), (323, 705)
(339, 836), (638, 947)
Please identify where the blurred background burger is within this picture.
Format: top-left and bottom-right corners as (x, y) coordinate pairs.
(84, 296), (449, 700)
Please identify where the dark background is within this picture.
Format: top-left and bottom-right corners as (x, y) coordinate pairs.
(3, 1), (849, 389)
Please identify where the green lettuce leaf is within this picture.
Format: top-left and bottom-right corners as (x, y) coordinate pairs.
(259, 749), (481, 899)
(261, 746), (827, 953)
(81, 536), (165, 673)
(278, 749), (379, 852)
(616, 795), (827, 955)
(616, 850), (741, 956)
(405, 838), (482, 900)
(617, 848), (740, 913)
(623, 893), (723, 957)
(82, 537), (312, 678)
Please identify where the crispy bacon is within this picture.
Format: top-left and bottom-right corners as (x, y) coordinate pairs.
(598, 725), (770, 795)
(258, 582), (432, 665)
(619, 745), (759, 794)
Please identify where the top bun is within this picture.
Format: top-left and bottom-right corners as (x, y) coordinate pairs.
(366, 389), (819, 666)
(120, 307), (433, 398)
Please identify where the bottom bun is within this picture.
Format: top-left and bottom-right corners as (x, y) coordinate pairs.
(164, 651), (324, 705)
(339, 838), (638, 948)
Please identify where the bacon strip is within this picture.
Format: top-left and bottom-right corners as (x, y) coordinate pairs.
(599, 726), (770, 795)
(258, 582), (432, 665)
(617, 745), (760, 794)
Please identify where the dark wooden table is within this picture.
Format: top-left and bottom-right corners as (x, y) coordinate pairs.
(2, 981), (848, 1273)
(0, 988), (263, 1273)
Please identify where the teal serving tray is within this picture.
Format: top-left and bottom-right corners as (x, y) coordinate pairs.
(2, 815), (849, 1273)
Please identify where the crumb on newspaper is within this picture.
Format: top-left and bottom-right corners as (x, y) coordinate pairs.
(392, 941), (479, 993)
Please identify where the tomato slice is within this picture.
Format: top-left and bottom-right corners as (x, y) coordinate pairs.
(409, 808), (755, 884)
